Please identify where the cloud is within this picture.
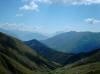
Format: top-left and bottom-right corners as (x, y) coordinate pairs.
(0, 23), (61, 35)
(22, 0), (100, 5)
(60, 0), (100, 5)
(20, 1), (39, 11)
(0, 23), (42, 32)
(16, 14), (23, 17)
(20, 0), (100, 11)
(41, 0), (100, 5)
(85, 18), (100, 24)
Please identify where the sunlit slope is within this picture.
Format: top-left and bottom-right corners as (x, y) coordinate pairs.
(50, 49), (100, 74)
(0, 32), (57, 74)
(25, 39), (73, 65)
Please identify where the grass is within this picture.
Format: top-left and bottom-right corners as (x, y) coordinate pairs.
(50, 62), (100, 74)
(0, 32), (58, 74)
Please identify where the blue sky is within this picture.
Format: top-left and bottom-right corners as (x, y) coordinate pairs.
(0, 0), (100, 35)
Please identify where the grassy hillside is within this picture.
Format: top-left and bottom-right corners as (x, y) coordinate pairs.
(1, 32), (100, 74)
(50, 49), (100, 74)
(0, 32), (57, 74)
(25, 39), (73, 65)
(42, 31), (100, 53)
(50, 62), (100, 74)
(25, 39), (100, 66)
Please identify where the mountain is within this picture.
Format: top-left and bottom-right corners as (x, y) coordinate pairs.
(0, 32), (58, 74)
(0, 28), (17, 37)
(50, 49), (100, 74)
(24, 39), (73, 65)
(63, 48), (100, 65)
(1, 32), (100, 74)
(42, 31), (100, 53)
(0, 28), (48, 41)
(25, 39), (100, 65)
(11, 30), (48, 41)
(47, 31), (65, 37)
(53, 31), (65, 36)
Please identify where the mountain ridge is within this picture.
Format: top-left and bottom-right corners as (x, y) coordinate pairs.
(0, 28), (48, 41)
(50, 48), (100, 74)
(41, 31), (100, 53)
(0, 32), (58, 74)
(25, 39), (73, 65)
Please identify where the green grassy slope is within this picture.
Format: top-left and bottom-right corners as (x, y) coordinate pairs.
(50, 49), (100, 74)
(51, 62), (100, 74)
(0, 32), (57, 74)
(25, 39), (73, 65)
(25, 39), (100, 66)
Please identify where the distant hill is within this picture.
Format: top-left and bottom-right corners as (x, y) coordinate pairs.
(42, 31), (100, 53)
(0, 28), (48, 41)
(50, 49), (100, 74)
(25, 39), (73, 65)
(0, 28), (18, 37)
(0, 32), (58, 74)
(63, 48), (100, 65)
(25, 39), (100, 66)
(1, 32), (100, 74)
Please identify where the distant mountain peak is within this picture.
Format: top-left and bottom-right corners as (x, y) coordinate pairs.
(42, 31), (100, 53)
(0, 28), (48, 41)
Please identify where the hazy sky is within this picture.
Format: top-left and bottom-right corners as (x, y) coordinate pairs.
(0, 0), (100, 34)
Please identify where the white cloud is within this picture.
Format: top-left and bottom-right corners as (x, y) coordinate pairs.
(40, 0), (100, 5)
(85, 18), (100, 24)
(20, 1), (39, 11)
(0, 23), (60, 35)
(20, 0), (100, 11)
(51, 0), (100, 5)
(63, 0), (100, 5)
(0, 23), (42, 32)
(16, 14), (23, 17)
(22, 0), (100, 5)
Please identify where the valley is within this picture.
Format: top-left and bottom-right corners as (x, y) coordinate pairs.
(0, 32), (100, 74)
(0, 1), (100, 73)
